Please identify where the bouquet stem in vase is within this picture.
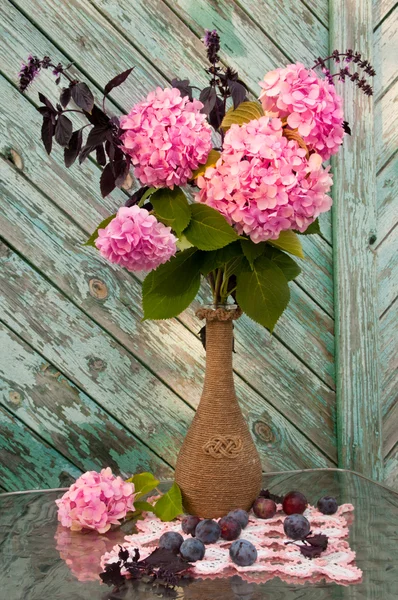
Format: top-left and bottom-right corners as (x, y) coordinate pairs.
(175, 305), (262, 518)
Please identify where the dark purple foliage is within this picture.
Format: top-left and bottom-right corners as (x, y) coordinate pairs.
(64, 129), (83, 167)
(104, 67), (134, 95)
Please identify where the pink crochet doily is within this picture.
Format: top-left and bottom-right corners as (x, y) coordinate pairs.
(101, 504), (362, 585)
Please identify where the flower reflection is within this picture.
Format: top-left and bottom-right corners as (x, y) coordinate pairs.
(55, 524), (125, 582)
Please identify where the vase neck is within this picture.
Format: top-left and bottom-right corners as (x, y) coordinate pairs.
(202, 318), (235, 400)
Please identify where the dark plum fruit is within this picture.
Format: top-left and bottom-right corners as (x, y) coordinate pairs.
(283, 514), (311, 540)
(181, 515), (201, 536)
(317, 496), (338, 515)
(219, 516), (242, 541)
(229, 539), (258, 566)
(195, 519), (221, 544)
(159, 531), (184, 552)
(282, 491), (308, 515)
(227, 509), (249, 529)
(252, 497), (277, 519)
(179, 538), (206, 561)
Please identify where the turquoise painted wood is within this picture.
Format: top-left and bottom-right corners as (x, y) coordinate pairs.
(0, 0), (396, 491)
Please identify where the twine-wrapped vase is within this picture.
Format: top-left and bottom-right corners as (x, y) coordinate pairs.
(175, 305), (262, 518)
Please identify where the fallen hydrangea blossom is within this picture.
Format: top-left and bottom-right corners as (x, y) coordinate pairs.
(55, 468), (135, 534)
(95, 205), (177, 272)
(120, 86), (212, 188)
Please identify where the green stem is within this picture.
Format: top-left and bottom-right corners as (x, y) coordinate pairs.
(214, 268), (223, 305)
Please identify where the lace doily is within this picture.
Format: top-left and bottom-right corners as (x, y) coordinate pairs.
(101, 504), (362, 585)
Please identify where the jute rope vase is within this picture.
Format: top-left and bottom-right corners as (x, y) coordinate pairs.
(175, 305), (262, 518)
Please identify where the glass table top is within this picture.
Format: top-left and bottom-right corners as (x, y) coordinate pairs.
(0, 469), (397, 599)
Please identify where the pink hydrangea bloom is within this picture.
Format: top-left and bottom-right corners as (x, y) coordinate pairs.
(120, 87), (212, 188)
(259, 63), (345, 160)
(95, 205), (177, 272)
(195, 116), (332, 242)
(55, 468), (135, 534)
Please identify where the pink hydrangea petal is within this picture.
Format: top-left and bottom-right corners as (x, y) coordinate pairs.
(56, 469), (136, 534)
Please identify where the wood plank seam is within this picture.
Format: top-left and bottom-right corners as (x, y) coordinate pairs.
(330, 0), (383, 480)
(0, 313), (176, 470)
(0, 400), (82, 477)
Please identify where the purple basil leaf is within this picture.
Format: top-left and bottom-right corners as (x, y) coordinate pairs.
(71, 82), (94, 112)
(85, 124), (110, 148)
(171, 78), (193, 100)
(37, 106), (52, 116)
(41, 117), (54, 154)
(64, 129), (83, 168)
(228, 79), (247, 109)
(55, 76), (61, 85)
(208, 96), (224, 130)
(100, 162), (116, 197)
(299, 545), (324, 559)
(38, 92), (56, 113)
(343, 120), (352, 135)
(114, 159), (129, 187)
(60, 86), (72, 108)
(96, 144), (106, 166)
(199, 86), (217, 115)
(142, 547), (191, 572)
(305, 534), (328, 550)
(79, 144), (96, 164)
(105, 139), (114, 161)
(124, 186), (149, 207)
(104, 67), (134, 95)
(55, 114), (73, 146)
(84, 105), (110, 126)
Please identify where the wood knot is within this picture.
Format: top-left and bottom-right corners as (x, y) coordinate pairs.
(88, 357), (106, 372)
(9, 390), (22, 405)
(89, 278), (108, 299)
(203, 435), (243, 459)
(8, 148), (24, 170)
(253, 420), (275, 443)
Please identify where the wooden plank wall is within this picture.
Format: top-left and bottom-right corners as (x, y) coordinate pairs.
(373, 1), (398, 490)
(0, 0), (395, 491)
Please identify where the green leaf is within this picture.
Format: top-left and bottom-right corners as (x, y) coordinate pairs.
(127, 472), (160, 499)
(221, 101), (265, 131)
(191, 150), (221, 179)
(138, 186), (156, 207)
(295, 218), (321, 236)
(83, 214), (116, 247)
(184, 204), (239, 251)
(133, 500), (155, 513)
(153, 482), (183, 522)
(240, 239), (266, 268)
(267, 231), (304, 258)
(236, 256), (290, 332)
(200, 241), (242, 275)
(142, 248), (203, 320)
(151, 187), (191, 235)
(264, 246), (301, 281)
(176, 235), (194, 252)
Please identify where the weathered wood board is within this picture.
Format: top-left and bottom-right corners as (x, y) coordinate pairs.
(0, 0), (396, 491)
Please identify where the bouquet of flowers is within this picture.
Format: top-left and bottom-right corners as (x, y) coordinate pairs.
(19, 33), (374, 332)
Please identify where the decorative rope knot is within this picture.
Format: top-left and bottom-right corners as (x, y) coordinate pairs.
(203, 435), (243, 459)
(196, 306), (242, 322)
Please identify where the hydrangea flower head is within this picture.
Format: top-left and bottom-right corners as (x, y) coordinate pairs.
(55, 468), (135, 534)
(259, 62), (345, 160)
(195, 116), (332, 242)
(120, 87), (212, 188)
(95, 205), (177, 272)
